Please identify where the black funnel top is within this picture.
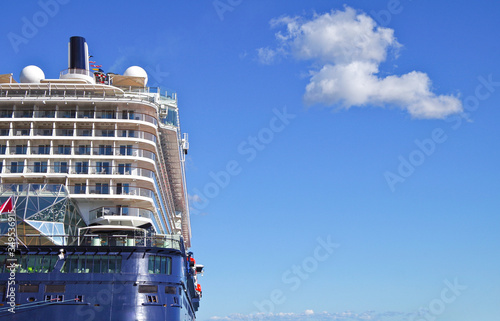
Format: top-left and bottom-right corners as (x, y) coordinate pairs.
(69, 36), (87, 70)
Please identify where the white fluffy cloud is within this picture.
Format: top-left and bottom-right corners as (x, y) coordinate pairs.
(258, 7), (462, 119)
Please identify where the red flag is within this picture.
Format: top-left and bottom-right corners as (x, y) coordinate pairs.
(0, 196), (13, 213)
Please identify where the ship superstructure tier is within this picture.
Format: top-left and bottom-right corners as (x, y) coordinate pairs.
(0, 37), (202, 321)
(0, 36), (192, 247)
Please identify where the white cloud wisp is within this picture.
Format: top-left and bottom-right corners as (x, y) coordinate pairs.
(258, 7), (462, 119)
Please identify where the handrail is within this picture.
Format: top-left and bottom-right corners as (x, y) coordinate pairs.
(0, 127), (158, 143)
(0, 234), (183, 250)
(0, 109), (159, 125)
(89, 206), (153, 220)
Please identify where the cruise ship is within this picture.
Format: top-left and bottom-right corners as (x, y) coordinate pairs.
(0, 36), (203, 321)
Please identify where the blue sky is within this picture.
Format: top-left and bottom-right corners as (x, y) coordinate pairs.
(1, 1), (500, 320)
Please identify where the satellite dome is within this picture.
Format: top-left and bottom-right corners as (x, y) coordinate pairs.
(123, 66), (148, 86)
(20, 65), (45, 83)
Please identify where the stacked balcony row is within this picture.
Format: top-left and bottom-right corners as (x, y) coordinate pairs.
(0, 144), (156, 160)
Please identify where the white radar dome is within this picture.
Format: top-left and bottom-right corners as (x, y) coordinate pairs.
(20, 65), (45, 83)
(123, 66), (148, 86)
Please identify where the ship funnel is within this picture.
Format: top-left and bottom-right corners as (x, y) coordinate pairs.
(59, 36), (95, 84)
(69, 36), (89, 70)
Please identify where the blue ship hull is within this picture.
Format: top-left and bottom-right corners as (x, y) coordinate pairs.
(0, 245), (200, 321)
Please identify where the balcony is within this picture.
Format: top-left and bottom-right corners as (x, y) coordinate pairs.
(89, 206), (152, 221)
(67, 185), (155, 198)
(13, 129), (30, 136)
(55, 129), (74, 136)
(33, 129), (53, 136)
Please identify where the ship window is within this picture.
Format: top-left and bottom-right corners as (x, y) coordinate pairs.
(75, 162), (89, 174)
(167, 108), (178, 126)
(0, 129), (8, 135)
(34, 161), (48, 173)
(40, 110), (55, 118)
(60, 129), (74, 136)
(119, 145), (135, 155)
(101, 256), (109, 273)
(0, 145), (6, 154)
(95, 183), (109, 194)
(57, 145), (71, 155)
(92, 256), (101, 273)
(122, 110), (135, 120)
(96, 162), (110, 174)
(10, 161), (24, 173)
(98, 145), (113, 155)
(40, 255), (56, 273)
(61, 255), (122, 273)
(101, 129), (114, 137)
(19, 110), (33, 118)
(84, 256), (92, 273)
(101, 110), (115, 119)
(38, 129), (52, 136)
(67, 256), (78, 273)
(77, 255), (85, 273)
(139, 285), (158, 293)
(60, 110), (76, 118)
(20, 255), (37, 273)
(54, 162), (68, 173)
(78, 145), (91, 155)
(19, 285), (39, 293)
(80, 110), (94, 118)
(108, 256), (117, 272)
(26, 255), (40, 273)
(0, 110), (12, 117)
(148, 255), (172, 275)
(116, 257), (122, 272)
(15, 145), (27, 154)
(145, 295), (158, 303)
(116, 205), (129, 215)
(160, 257), (167, 274)
(13, 255), (59, 273)
(148, 256), (154, 274)
(118, 164), (132, 175)
(37, 145), (50, 154)
(155, 256), (161, 274)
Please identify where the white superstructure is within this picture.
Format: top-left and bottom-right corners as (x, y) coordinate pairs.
(0, 37), (191, 247)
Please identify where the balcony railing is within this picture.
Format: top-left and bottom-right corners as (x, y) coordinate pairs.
(33, 129), (53, 136)
(5, 164), (155, 179)
(0, 127), (157, 143)
(20, 146), (156, 160)
(0, 109), (160, 125)
(59, 68), (94, 78)
(0, 87), (169, 108)
(0, 234), (183, 250)
(89, 206), (153, 221)
(67, 185), (155, 198)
